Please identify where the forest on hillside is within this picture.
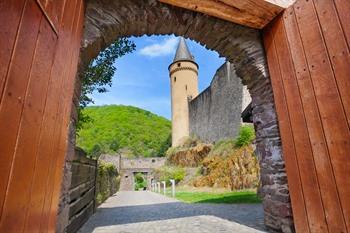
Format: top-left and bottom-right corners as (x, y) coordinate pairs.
(77, 105), (171, 157)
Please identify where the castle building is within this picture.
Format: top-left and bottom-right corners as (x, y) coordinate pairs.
(168, 37), (199, 146)
(169, 37), (252, 146)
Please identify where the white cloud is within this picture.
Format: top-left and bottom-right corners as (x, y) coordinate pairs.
(139, 37), (178, 57)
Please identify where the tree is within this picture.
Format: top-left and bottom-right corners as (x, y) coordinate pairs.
(77, 38), (136, 131)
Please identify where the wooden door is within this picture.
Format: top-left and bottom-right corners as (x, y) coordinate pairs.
(0, 0), (84, 232)
(264, 0), (350, 232)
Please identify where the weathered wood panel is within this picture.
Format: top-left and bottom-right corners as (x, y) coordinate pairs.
(0, 0), (26, 103)
(264, 21), (310, 233)
(158, 0), (295, 28)
(24, 0), (79, 231)
(0, 0), (84, 232)
(264, 0), (350, 232)
(0, 0), (42, 221)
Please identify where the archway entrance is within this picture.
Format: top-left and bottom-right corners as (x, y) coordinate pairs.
(72, 1), (290, 231)
(0, 0), (349, 233)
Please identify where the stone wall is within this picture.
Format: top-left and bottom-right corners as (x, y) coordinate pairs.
(189, 62), (243, 143)
(57, 148), (97, 233)
(96, 156), (166, 191)
(119, 168), (154, 191)
(122, 157), (166, 170)
(119, 158), (166, 191)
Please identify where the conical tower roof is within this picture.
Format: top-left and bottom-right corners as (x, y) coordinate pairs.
(173, 37), (195, 63)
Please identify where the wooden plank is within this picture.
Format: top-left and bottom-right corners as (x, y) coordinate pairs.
(0, 16), (57, 233)
(263, 18), (310, 233)
(158, 0), (290, 29)
(334, 0), (350, 47)
(283, 6), (348, 233)
(273, 17), (329, 233)
(312, 0), (350, 132)
(47, 1), (85, 230)
(0, 0), (26, 103)
(39, 0), (82, 231)
(44, 0), (66, 32)
(218, 0), (282, 20)
(293, 0), (350, 230)
(0, 0), (42, 220)
(23, 0), (78, 231)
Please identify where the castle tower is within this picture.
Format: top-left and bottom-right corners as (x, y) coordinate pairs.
(169, 37), (199, 146)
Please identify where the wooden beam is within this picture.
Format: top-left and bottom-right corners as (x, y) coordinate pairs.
(158, 0), (295, 29)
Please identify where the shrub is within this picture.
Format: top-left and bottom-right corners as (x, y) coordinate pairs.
(154, 166), (186, 185)
(209, 139), (235, 157)
(95, 161), (119, 206)
(234, 125), (255, 148)
(134, 173), (147, 191)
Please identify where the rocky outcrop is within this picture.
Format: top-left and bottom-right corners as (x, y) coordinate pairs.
(193, 145), (259, 190)
(167, 143), (212, 167)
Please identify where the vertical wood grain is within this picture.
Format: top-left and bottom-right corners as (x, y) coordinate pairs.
(0, 0), (42, 221)
(0, 18), (57, 233)
(35, 0), (82, 231)
(23, 0), (76, 231)
(273, 17), (328, 233)
(333, 0), (350, 47)
(47, 1), (84, 229)
(264, 0), (350, 232)
(0, 0), (84, 231)
(283, 6), (348, 233)
(312, 0), (350, 129)
(294, 0), (350, 231)
(263, 20), (310, 233)
(0, 0), (26, 103)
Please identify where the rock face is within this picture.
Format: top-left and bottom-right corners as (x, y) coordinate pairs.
(61, 0), (294, 232)
(167, 143), (212, 167)
(189, 62), (243, 143)
(193, 145), (260, 191)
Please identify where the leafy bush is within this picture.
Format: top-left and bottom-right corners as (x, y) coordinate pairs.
(77, 105), (171, 158)
(234, 125), (255, 148)
(95, 161), (120, 205)
(153, 166), (186, 185)
(209, 139), (235, 157)
(134, 173), (147, 191)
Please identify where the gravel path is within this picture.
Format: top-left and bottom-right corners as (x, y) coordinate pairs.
(78, 191), (267, 233)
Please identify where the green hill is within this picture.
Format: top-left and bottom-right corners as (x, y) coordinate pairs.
(77, 105), (171, 157)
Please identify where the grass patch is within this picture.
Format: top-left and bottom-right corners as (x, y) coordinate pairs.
(172, 190), (261, 204)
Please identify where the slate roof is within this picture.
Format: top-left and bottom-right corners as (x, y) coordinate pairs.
(173, 37), (195, 62)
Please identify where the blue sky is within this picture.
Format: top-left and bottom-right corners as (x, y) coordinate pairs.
(90, 35), (225, 119)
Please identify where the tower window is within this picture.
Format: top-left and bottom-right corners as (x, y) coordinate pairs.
(177, 63), (181, 67)
(185, 85), (187, 90)
(174, 77), (176, 82)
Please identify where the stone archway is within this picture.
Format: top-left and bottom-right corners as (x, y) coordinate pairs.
(69, 0), (293, 231)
